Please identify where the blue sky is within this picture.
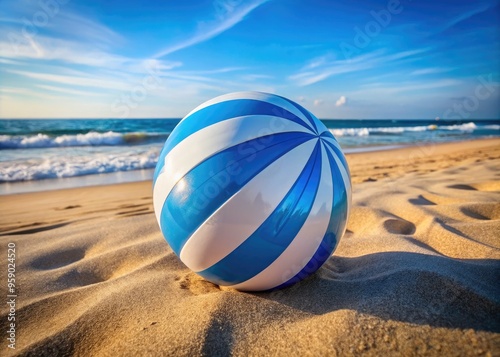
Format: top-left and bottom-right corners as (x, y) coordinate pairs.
(0, 0), (499, 119)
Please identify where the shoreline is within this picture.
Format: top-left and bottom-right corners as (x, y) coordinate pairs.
(1, 137), (498, 196)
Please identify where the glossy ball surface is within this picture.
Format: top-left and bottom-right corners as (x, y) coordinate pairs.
(153, 91), (351, 291)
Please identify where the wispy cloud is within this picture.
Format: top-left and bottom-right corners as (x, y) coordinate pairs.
(1, 86), (61, 100)
(410, 67), (454, 76)
(289, 48), (430, 86)
(442, 4), (492, 31)
(6, 69), (128, 90)
(289, 51), (380, 86)
(36, 84), (101, 97)
(53, 11), (125, 46)
(241, 74), (273, 81)
(2, 0), (123, 43)
(382, 48), (429, 62)
(357, 79), (461, 94)
(186, 67), (247, 74)
(303, 53), (335, 70)
(153, 0), (270, 58)
(0, 1), (132, 71)
(1, 36), (122, 66)
(0, 35), (182, 74)
(0, 58), (21, 65)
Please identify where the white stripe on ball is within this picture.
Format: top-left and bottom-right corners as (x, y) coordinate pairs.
(180, 138), (318, 272)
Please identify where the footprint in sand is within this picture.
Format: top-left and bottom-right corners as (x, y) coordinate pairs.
(178, 272), (221, 295)
(470, 180), (500, 192)
(383, 218), (416, 235)
(447, 180), (500, 192)
(447, 184), (477, 191)
(408, 195), (436, 206)
(55, 205), (82, 210)
(1, 222), (69, 236)
(31, 247), (86, 270)
(460, 203), (500, 221)
(34, 245), (165, 288)
(31, 247), (112, 289)
(54, 266), (107, 287)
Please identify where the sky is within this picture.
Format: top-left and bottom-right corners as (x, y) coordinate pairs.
(0, 0), (499, 119)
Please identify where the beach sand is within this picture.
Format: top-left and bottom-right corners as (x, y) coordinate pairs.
(1, 138), (499, 356)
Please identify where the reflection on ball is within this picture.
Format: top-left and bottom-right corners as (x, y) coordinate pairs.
(153, 91), (351, 291)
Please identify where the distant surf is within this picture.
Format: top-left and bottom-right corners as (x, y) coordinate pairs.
(328, 122), (496, 137)
(0, 118), (498, 185)
(0, 131), (168, 149)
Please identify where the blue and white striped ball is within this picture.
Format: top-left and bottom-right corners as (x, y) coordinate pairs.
(153, 91), (351, 291)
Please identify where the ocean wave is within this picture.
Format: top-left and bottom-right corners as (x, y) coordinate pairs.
(0, 131), (167, 149)
(0, 149), (159, 182)
(482, 124), (500, 130)
(439, 122), (477, 131)
(329, 126), (427, 137)
(328, 122), (488, 137)
(329, 128), (370, 137)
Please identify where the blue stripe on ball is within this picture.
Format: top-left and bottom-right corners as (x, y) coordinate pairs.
(153, 99), (314, 185)
(160, 132), (315, 255)
(277, 94), (318, 133)
(322, 138), (350, 175)
(196, 141), (322, 285)
(274, 144), (349, 290)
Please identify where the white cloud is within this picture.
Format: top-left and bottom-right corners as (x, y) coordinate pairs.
(335, 96), (347, 107)
(297, 96), (306, 102)
(313, 99), (323, 106)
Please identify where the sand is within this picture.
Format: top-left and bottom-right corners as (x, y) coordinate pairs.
(1, 138), (499, 356)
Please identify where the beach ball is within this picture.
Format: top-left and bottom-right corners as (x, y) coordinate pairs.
(153, 92), (351, 291)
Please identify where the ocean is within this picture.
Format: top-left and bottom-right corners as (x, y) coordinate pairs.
(1, 118), (498, 194)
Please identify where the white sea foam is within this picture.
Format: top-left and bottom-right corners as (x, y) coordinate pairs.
(439, 122), (477, 131)
(329, 128), (370, 137)
(0, 131), (163, 149)
(0, 149), (159, 182)
(328, 122), (486, 137)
